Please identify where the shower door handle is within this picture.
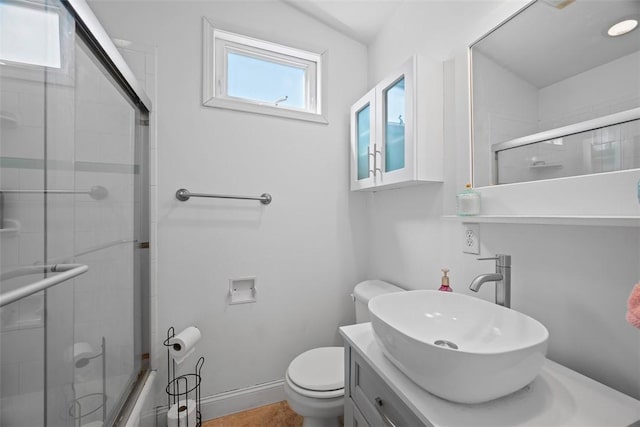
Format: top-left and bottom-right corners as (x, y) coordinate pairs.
(0, 264), (89, 308)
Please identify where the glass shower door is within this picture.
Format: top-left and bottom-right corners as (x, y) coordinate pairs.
(0, 36), (48, 427)
(66, 35), (143, 426)
(1, 0), (149, 425)
(0, 0), (73, 424)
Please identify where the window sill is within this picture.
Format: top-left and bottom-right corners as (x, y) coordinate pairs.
(203, 96), (328, 124)
(441, 215), (640, 227)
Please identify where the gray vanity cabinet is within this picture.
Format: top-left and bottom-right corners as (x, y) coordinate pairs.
(341, 323), (640, 426)
(344, 344), (426, 427)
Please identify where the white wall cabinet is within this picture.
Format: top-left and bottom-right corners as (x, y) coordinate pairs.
(350, 55), (443, 191)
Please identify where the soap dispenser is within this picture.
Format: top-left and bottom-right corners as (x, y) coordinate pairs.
(439, 268), (452, 292)
(456, 183), (480, 216)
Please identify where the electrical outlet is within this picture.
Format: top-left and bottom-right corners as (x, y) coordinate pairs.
(463, 223), (480, 255)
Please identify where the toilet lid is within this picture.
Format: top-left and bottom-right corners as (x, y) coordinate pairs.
(287, 347), (344, 391)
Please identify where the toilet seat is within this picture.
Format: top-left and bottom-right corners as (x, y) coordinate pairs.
(286, 347), (344, 399)
(286, 372), (344, 399)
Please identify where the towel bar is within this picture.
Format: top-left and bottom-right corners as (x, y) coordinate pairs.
(175, 189), (272, 205)
(0, 264), (89, 307)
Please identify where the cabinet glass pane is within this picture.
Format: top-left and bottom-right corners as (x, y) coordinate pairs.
(357, 104), (371, 180)
(385, 77), (405, 172)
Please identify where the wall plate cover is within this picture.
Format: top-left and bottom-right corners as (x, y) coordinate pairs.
(463, 223), (480, 255)
(229, 277), (257, 305)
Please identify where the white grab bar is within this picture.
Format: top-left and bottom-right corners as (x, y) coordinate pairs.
(0, 264), (89, 308)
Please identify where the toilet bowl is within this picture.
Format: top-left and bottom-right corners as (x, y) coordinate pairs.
(284, 280), (405, 426)
(284, 347), (344, 427)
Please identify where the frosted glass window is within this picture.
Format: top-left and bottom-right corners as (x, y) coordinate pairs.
(357, 104), (371, 180)
(0, 3), (61, 68)
(385, 77), (405, 172)
(227, 51), (306, 109)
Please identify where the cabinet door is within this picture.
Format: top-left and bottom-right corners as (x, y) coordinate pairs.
(350, 88), (377, 191)
(350, 350), (427, 426)
(344, 399), (370, 427)
(376, 58), (416, 187)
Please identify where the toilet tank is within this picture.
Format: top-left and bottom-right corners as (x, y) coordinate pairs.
(352, 280), (404, 323)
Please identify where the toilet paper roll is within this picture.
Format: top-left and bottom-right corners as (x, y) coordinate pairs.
(168, 326), (201, 363)
(167, 399), (197, 427)
(173, 347), (195, 365)
(65, 342), (94, 368)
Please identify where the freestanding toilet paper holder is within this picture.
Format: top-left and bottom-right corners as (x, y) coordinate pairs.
(164, 327), (204, 427)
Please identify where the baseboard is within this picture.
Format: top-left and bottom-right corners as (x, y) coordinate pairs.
(199, 380), (286, 421)
(155, 379), (286, 424)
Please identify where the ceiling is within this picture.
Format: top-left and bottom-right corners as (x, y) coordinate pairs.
(473, 0), (640, 88)
(284, 0), (640, 87)
(281, 0), (404, 44)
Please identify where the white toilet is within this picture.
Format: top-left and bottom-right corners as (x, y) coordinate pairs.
(284, 280), (405, 427)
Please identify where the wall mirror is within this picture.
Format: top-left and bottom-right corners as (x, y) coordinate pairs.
(470, 0), (640, 187)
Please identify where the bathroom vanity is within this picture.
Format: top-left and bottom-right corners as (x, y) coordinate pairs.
(340, 323), (640, 426)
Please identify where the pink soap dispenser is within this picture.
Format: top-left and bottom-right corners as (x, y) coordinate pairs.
(439, 268), (452, 292)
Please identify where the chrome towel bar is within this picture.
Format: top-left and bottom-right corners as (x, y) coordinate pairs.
(0, 264), (89, 308)
(175, 188), (272, 205)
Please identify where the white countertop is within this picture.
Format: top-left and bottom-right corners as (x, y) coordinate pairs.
(340, 323), (640, 427)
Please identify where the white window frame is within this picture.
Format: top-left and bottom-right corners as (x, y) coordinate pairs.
(202, 18), (328, 124)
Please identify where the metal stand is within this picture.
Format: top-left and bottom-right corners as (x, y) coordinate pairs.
(164, 327), (204, 427)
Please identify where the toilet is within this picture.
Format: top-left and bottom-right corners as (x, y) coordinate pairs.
(284, 280), (405, 427)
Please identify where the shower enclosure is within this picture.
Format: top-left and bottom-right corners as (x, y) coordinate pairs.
(0, 0), (150, 425)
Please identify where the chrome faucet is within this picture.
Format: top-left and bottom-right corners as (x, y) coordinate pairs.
(469, 254), (511, 308)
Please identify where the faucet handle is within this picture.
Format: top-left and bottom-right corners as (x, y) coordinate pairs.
(478, 254), (511, 266)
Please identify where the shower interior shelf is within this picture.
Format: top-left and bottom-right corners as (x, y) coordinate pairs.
(0, 219), (20, 234)
(491, 108), (640, 153)
(441, 215), (640, 227)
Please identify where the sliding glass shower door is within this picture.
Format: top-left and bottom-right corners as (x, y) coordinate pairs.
(0, 0), (149, 425)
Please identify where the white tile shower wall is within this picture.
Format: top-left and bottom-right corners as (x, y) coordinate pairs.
(367, 0), (640, 399)
(89, 0), (369, 409)
(471, 50), (539, 187)
(0, 75), (47, 409)
(472, 49), (640, 187)
(538, 50), (640, 131)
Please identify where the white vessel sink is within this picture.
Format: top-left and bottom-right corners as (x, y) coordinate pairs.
(369, 290), (549, 404)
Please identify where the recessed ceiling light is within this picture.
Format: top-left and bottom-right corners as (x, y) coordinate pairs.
(607, 19), (638, 37)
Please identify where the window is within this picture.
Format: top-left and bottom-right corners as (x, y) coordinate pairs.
(202, 18), (327, 123)
(0, 1), (61, 68)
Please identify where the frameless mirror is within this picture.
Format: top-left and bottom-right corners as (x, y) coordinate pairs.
(470, 0), (640, 187)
